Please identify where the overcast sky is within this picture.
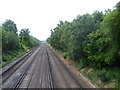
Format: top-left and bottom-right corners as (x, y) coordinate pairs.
(0, 0), (119, 40)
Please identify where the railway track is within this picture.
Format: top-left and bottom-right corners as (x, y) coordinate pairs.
(46, 44), (83, 88)
(23, 44), (54, 88)
(1, 48), (36, 84)
(2, 43), (93, 89)
(2, 44), (54, 89)
(45, 47), (54, 89)
(2, 47), (40, 89)
(13, 48), (40, 89)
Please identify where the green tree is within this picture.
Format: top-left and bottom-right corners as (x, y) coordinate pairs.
(2, 27), (20, 52)
(47, 12), (104, 61)
(2, 19), (18, 33)
(29, 36), (40, 47)
(19, 28), (39, 49)
(84, 2), (120, 67)
(19, 28), (30, 48)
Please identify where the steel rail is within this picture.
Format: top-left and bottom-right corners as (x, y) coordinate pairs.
(48, 45), (83, 88)
(13, 48), (40, 89)
(46, 48), (54, 89)
(1, 48), (37, 84)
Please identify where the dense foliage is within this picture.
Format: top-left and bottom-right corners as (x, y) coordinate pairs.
(1, 19), (40, 61)
(84, 2), (120, 68)
(19, 28), (39, 50)
(47, 2), (120, 68)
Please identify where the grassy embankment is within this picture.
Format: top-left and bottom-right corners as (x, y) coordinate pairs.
(1, 48), (30, 67)
(55, 49), (120, 88)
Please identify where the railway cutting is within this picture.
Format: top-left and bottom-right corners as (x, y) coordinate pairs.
(1, 43), (95, 89)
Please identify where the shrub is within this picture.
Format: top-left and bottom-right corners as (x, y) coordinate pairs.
(116, 71), (120, 88)
(79, 58), (89, 69)
(63, 52), (68, 59)
(97, 69), (115, 83)
(2, 56), (9, 61)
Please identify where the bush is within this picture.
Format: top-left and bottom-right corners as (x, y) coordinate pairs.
(79, 58), (89, 69)
(116, 71), (120, 88)
(97, 69), (116, 83)
(2, 56), (9, 61)
(63, 52), (68, 59)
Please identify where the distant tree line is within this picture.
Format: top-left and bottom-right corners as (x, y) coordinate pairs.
(1, 19), (40, 54)
(47, 2), (120, 68)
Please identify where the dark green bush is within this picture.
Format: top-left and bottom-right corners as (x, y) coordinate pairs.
(116, 71), (120, 88)
(97, 69), (116, 83)
(63, 52), (68, 59)
(79, 58), (89, 69)
(2, 56), (9, 61)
